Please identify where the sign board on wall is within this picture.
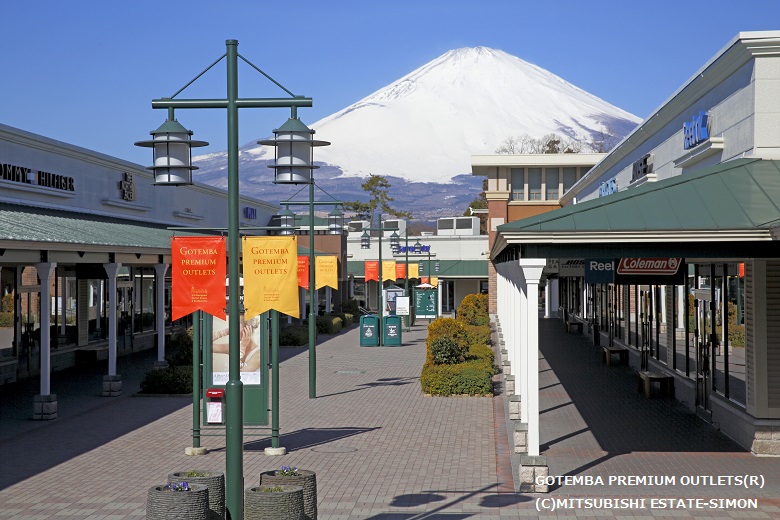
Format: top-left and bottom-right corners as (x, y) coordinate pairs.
(415, 289), (438, 319)
(613, 258), (685, 285)
(584, 258), (615, 284)
(559, 259), (584, 277)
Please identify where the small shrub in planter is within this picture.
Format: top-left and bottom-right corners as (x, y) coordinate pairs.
(430, 336), (467, 365)
(146, 482), (209, 520)
(140, 365), (193, 394)
(168, 470), (225, 519)
(315, 315), (342, 335)
(279, 325), (309, 346)
(259, 466), (317, 520)
(244, 485), (304, 520)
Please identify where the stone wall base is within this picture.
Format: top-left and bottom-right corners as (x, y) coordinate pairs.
(102, 374), (122, 397)
(513, 421), (528, 454)
(505, 375), (514, 396)
(752, 425), (780, 455)
(519, 455), (549, 493)
(33, 394), (57, 420)
(509, 395), (521, 420)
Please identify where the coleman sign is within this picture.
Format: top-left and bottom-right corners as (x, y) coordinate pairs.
(614, 258), (685, 285)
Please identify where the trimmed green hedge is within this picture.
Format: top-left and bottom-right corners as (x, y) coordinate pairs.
(139, 365), (193, 394)
(420, 294), (495, 396)
(279, 324), (309, 346)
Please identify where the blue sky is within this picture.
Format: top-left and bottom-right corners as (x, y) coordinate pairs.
(3, 1), (780, 165)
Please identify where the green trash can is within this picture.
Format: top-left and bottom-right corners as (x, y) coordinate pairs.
(360, 315), (379, 347)
(383, 315), (403, 347)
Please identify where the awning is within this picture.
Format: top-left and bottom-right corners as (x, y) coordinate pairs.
(493, 158), (780, 260)
(348, 259), (487, 278)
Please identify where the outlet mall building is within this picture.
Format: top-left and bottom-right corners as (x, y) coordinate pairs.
(0, 122), (285, 417)
(488, 31), (780, 458)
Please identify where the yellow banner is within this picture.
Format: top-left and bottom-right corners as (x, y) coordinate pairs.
(242, 236), (299, 319)
(430, 276), (439, 287)
(315, 256), (339, 290)
(382, 260), (396, 281)
(409, 263), (419, 279)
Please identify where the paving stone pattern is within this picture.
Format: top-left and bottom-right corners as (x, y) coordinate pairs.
(0, 319), (778, 519)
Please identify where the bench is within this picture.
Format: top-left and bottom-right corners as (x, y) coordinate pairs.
(565, 319), (583, 334)
(602, 345), (628, 366)
(636, 371), (674, 399)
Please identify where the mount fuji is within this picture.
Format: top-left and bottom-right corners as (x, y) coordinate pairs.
(193, 47), (640, 219)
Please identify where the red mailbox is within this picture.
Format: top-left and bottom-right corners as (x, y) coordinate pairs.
(206, 388), (225, 424)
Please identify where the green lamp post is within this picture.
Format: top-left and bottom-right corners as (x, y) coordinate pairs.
(137, 39), (314, 520)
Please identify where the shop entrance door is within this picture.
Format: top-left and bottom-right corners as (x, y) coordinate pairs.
(693, 289), (713, 419)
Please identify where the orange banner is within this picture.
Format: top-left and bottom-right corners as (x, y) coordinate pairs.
(243, 236), (299, 319)
(171, 236), (226, 321)
(365, 261), (379, 282)
(316, 256), (339, 290)
(298, 256), (309, 289)
(396, 263), (407, 280)
(382, 260), (396, 281)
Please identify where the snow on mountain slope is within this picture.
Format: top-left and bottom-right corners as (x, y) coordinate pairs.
(231, 46), (640, 184)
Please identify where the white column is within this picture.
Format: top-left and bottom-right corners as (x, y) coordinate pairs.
(677, 286), (685, 329)
(520, 258), (545, 458)
(543, 277), (551, 318)
(103, 263), (121, 376)
(550, 278), (560, 318)
(514, 262), (528, 423)
(35, 262), (56, 396)
(154, 263), (168, 365)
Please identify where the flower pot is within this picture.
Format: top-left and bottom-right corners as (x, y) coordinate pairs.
(259, 469), (317, 520)
(147, 483), (209, 520)
(168, 471), (225, 520)
(244, 485), (304, 520)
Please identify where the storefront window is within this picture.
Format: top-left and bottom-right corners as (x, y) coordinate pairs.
(510, 168), (524, 201)
(134, 267), (156, 332)
(563, 167), (577, 192)
(545, 168), (559, 200)
(528, 168), (542, 200)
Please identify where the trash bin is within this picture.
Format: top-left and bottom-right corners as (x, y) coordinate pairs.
(383, 315), (403, 347)
(205, 388), (225, 424)
(359, 315), (379, 347)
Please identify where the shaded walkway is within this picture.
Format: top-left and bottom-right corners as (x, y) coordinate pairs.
(535, 317), (780, 501)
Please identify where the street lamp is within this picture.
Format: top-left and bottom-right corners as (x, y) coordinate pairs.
(390, 229), (411, 331)
(360, 216), (394, 343)
(137, 39), (314, 520)
(259, 116), (330, 401)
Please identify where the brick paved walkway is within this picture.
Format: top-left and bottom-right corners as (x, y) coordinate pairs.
(0, 318), (778, 519)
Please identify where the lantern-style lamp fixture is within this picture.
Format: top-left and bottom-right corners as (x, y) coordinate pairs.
(361, 230), (370, 249)
(390, 231), (400, 253)
(135, 117), (208, 186)
(259, 117), (330, 184)
(414, 239), (422, 254)
(328, 207), (344, 235)
(279, 207), (295, 235)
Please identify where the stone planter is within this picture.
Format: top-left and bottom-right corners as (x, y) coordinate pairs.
(259, 469), (317, 520)
(244, 485), (304, 520)
(168, 471), (225, 520)
(146, 483), (209, 520)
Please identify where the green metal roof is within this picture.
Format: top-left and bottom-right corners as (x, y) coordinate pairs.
(348, 259), (487, 278)
(0, 204), (178, 250)
(497, 158), (780, 233)
(494, 159), (780, 260)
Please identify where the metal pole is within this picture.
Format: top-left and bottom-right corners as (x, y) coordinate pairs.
(308, 176), (317, 398)
(404, 230), (409, 331)
(224, 39), (244, 520)
(378, 218), (383, 345)
(192, 310), (201, 448)
(271, 310), (280, 447)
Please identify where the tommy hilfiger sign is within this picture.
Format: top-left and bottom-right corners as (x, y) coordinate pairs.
(1, 163), (75, 192)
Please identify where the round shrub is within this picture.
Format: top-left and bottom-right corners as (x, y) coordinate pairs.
(430, 335), (467, 365)
(279, 325), (309, 346)
(456, 293), (490, 326)
(139, 365), (192, 394)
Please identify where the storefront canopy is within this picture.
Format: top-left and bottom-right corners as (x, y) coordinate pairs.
(493, 158), (780, 261)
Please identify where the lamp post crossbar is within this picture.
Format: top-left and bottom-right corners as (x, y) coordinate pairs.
(145, 39), (314, 520)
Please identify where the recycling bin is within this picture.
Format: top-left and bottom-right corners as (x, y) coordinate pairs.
(383, 315), (403, 347)
(360, 315), (379, 347)
(205, 388), (225, 424)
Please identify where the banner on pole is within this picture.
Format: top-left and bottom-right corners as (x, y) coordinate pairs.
(382, 260), (396, 281)
(365, 261), (379, 282)
(316, 256), (339, 290)
(171, 236), (226, 321)
(409, 263), (419, 279)
(298, 256), (309, 289)
(396, 263), (407, 280)
(243, 236), (299, 319)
